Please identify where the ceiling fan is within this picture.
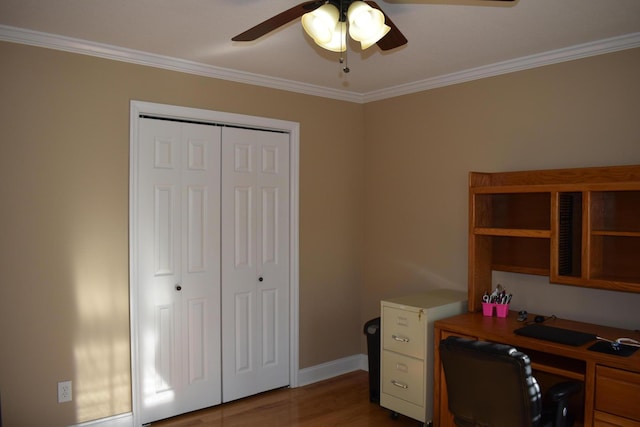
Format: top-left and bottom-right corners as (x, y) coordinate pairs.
(232, 0), (515, 53)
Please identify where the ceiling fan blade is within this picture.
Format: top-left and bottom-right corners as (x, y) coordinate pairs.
(231, 1), (323, 42)
(365, 1), (408, 51)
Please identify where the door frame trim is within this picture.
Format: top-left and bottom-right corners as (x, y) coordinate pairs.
(129, 100), (300, 426)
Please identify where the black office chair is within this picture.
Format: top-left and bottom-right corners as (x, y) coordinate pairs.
(439, 336), (581, 427)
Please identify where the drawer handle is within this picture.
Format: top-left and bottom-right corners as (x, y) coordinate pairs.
(391, 380), (408, 389)
(392, 334), (410, 343)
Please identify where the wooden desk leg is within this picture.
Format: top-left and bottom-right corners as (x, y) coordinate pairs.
(583, 361), (596, 427)
(433, 326), (443, 427)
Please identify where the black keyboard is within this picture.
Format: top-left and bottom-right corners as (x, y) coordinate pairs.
(514, 324), (596, 346)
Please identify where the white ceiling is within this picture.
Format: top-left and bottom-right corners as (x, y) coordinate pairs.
(1, 0), (639, 101)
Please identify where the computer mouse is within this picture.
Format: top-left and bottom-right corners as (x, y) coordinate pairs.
(534, 315), (545, 323)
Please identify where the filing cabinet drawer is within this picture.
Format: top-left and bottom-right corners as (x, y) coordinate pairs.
(382, 306), (426, 359)
(382, 350), (424, 407)
(595, 366), (640, 422)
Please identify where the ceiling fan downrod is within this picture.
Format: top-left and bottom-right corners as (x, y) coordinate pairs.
(330, 0), (352, 22)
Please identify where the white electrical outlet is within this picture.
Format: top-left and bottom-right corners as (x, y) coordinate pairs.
(58, 380), (72, 403)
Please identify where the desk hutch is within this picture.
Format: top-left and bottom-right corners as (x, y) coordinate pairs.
(434, 165), (640, 427)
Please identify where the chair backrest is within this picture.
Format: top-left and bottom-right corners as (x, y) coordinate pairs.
(439, 336), (542, 427)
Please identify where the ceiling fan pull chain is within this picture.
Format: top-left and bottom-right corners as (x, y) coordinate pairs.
(340, 0), (350, 73)
(341, 50), (350, 73)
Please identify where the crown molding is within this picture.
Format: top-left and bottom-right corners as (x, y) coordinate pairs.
(362, 32), (640, 103)
(1, 25), (639, 104)
(0, 25), (363, 103)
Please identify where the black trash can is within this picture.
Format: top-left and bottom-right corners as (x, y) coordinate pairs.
(363, 317), (381, 403)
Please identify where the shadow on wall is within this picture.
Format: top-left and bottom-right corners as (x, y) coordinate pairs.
(399, 261), (467, 292)
(493, 271), (640, 330)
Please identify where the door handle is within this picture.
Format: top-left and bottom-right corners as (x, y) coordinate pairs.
(258, 276), (264, 282)
(175, 284), (182, 291)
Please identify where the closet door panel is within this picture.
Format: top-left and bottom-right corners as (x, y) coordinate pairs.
(234, 186), (253, 269)
(137, 118), (221, 424)
(221, 127), (290, 402)
(186, 186), (206, 272)
(234, 292), (253, 373)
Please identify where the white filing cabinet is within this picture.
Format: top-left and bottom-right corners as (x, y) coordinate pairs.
(380, 289), (467, 425)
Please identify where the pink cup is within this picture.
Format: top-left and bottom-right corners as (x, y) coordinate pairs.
(482, 302), (494, 317)
(495, 304), (509, 318)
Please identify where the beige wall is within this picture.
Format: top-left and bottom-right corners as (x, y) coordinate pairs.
(0, 41), (364, 426)
(1, 39), (639, 426)
(361, 48), (640, 330)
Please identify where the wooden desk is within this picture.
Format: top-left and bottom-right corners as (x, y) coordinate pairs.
(433, 312), (640, 427)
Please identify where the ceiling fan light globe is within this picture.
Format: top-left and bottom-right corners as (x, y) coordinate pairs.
(347, 1), (387, 42)
(359, 24), (390, 49)
(302, 4), (339, 44)
(315, 22), (347, 52)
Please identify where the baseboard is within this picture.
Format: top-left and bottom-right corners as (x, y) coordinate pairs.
(297, 353), (368, 387)
(71, 354), (369, 426)
(72, 412), (133, 427)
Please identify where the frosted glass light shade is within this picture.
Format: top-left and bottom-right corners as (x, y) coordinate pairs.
(358, 23), (390, 49)
(347, 1), (389, 48)
(314, 22), (347, 52)
(302, 4), (340, 44)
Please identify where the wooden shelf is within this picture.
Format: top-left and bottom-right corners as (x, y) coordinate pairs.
(591, 230), (640, 237)
(530, 362), (585, 382)
(491, 264), (550, 276)
(468, 166), (640, 312)
(474, 228), (551, 238)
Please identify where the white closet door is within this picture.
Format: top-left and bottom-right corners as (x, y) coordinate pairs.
(221, 127), (290, 402)
(137, 118), (222, 424)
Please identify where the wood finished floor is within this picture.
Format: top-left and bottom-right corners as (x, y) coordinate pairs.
(151, 370), (422, 427)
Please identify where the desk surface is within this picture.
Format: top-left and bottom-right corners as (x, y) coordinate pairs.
(433, 311), (640, 427)
(433, 311), (640, 373)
